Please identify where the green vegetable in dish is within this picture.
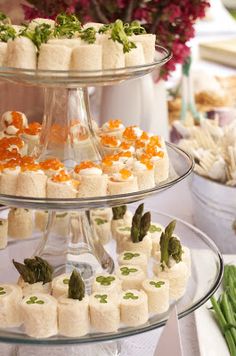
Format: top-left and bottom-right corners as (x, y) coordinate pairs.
(54, 13), (82, 38)
(112, 205), (127, 220)
(20, 23), (52, 50)
(0, 24), (16, 42)
(13, 256), (53, 285)
(210, 265), (236, 356)
(68, 269), (85, 301)
(160, 220), (183, 269)
(80, 27), (96, 44)
(130, 203), (151, 243)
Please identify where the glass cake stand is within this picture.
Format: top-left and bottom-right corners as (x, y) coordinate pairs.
(0, 210), (223, 347)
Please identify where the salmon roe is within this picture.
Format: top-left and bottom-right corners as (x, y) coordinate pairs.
(119, 142), (132, 150)
(135, 140), (145, 149)
(0, 136), (24, 149)
(24, 122), (42, 135)
(3, 159), (21, 169)
(107, 119), (122, 130)
(100, 135), (119, 147)
(4, 111), (24, 130)
(140, 132), (149, 141)
(139, 158), (153, 170)
(102, 154), (119, 166)
(52, 170), (71, 183)
(122, 126), (138, 141)
(74, 161), (100, 174)
(118, 151), (132, 158)
(149, 135), (161, 148)
(0, 148), (21, 161)
(119, 168), (132, 180)
(40, 158), (64, 171)
(145, 145), (164, 158)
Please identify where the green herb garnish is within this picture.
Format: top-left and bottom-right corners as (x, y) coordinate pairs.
(123, 292), (139, 300)
(120, 266), (138, 276)
(20, 23), (52, 50)
(94, 218), (108, 225)
(63, 278), (69, 285)
(80, 27), (96, 44)
(124, 21), (146, 36)
(0, 24), (16, 42)
(68, 269), (85, 301)
(26, 296), (44, 304)
(112, 205), (127, 220)
(123, 252), (140, 260)
(54, 13), (82, 39)
(0, 287), (6, 295)
(110, 19), (136, 53)
(160, 220), (183, 269)
(119, 226), (131, 232)
(95, 294), (108, 303)
(149, 225), (162, 233)
(98, 24), (112, 34)
(131, 204), (151, 243)
(13, 256), (53, 285)
(96, 276), (115, 286)
(0, 12), (7, 23)
(150, 281), (165, 288)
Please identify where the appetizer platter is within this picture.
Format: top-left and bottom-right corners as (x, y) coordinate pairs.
(0, 12), (223, 349)
(0, 208), (223, 344)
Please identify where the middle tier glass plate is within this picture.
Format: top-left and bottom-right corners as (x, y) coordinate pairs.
(0, 143), (193, 210)
(0, 210), (223, 345)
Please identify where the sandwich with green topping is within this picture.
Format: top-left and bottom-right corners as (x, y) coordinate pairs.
(120, 289), (148, 326)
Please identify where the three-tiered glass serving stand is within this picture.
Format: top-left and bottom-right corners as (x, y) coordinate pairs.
(0, 45), (223, 354)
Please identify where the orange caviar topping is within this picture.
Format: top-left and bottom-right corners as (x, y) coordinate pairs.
(140, 158), (153, 170)
(145, 146), (164, 158)
(74, 160), (100, 173)
(135, 140), (145, 149)
(140, 132), (149, 141)
(52, 170), (71, 183)
(102, 154), (119, 166)
(107, 119), (122, 129)
(0, 137), (24, 149)
(3, 159), (20, 169)
(100, 135), (119, 147)
(40, 158), (64, 171)
(4, 111), (24, 130)
(149, 136), (161, 147)
(118, 151), (132, 158)
(0, 148), (21, 161)
(21, 163), (40, 172)
(119, 168), (132, 180)
(119, 142), (132, 150)
(24, 122), (42, 135)
(122, 126), (138, 141)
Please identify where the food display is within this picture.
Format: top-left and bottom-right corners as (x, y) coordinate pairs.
(0, 205), (191, 339)
(0, 112), (169, 199)
(0, 14), (156, 71)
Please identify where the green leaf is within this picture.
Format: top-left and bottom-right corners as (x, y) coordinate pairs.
(80, 27), (96, 44)
(20, 23), (52, 50)
(110, 19), (136, 53)
(63, 278), (69, 285)
(150, 281), (165, 288)
(123, 252), (140, 260)
(68, 269), (85, 301)
(124, 21), (146, 36)
(54, 13), (82, 39)
(0, 12), (7, 22)
(149, 225), (162, 233)
(0, 24), (16, 42)
(96, 276), (115, 286)
(123, 292), (139, 300)
(94, 218), (108, 225)
(119, 226), (131, 232)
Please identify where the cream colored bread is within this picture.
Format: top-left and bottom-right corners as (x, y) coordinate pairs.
(92, 274), (122, 298)
(142, 278), (169, 313)
(108, 177), (138, 195)
(16, 171), (47, 198)
(6, 37), (37, 69)
(116, 264), (145, 290)
(149, 222), (164, 256)
(120, 289), (148, 326)
(0, 284), (22, 327)
(34, 210), (48, 231)
(153, 153), (169, 184)
(58, 295), (90, 337)
(133, 169), (155, 190)
(18, 278), (52, 297)
(0, 42), (7, 66)
(38, 44), (72, 70)
(71, 44), (102, 70)
(118, 251), (148, 273)
(77, 174), (108, 198)
(0, 168), (19, 195)
(20, 293), (58, 338)
(182, 246), (191, 277)
(125, 42), (145, 66)
(131, 34), (156, 63)
(89, 292), (120, 332)
(100, 35), (125, 69)
(93, 217), (111, 244)
(8, 208), (33, 239)
(46, 179), (77, 198)
(121, 234), (152, 257)
(0, 218), (8, 249)
(90, 208), (112, 221)
(48, 38), (81, 48)
(111, 209), (133, 240)
(52, 273), (70, 299)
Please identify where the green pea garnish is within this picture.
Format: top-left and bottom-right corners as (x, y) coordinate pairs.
(95, 294), (108, 304)
(123, 292), (139, 300)
(150, 281), (165, 288)
(149, 225), (162, 233)
(63, 278), (69, 285)
(26, 296), (44, 304)
(96, 276), (115, 286)
(123, 252), (140, 260)
(120, 266), (138, 276)
(119, 226), (131, 232)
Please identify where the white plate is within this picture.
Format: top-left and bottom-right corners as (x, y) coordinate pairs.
(195, 255), (236, 356)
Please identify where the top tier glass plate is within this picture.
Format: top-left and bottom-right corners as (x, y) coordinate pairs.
(0, 143), (193, 211)
(0, 45), (171, 88)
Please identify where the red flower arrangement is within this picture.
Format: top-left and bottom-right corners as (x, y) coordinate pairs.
(22, 0), (210, 79)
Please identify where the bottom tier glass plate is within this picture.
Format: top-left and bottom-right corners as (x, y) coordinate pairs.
(0, 210), (223, 345)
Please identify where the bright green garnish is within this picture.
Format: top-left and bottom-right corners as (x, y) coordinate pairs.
(98, 24), (112, 34)
(123, 292), (139, 300)
(110, 19), (136, 53)
(54, 13), (82, 39)
(63, 278), (69, 285)
(150, 281), (165, 288)
(0, 24), (16, 42)
(68, 269), (85, 301)
(131, 203), (151, 243)
(149, 225), (162, 233)
(124, 21), (146, 36)
(95, 294), (108, 304)
(94, 218), (108, 225)
(96, 276), (115, 286)
(119, 226), (131, 232)
(26, 296), (44, 304)
(120, 266), (138, 276)
(160, 220), (183, 270)
(20, 23), (52, 50)
(123, 252), (140, 260)
(0, 12), (7, 22)
(80, 27), (96, 44)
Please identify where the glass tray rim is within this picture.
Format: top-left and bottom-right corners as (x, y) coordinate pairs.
(0, 143), (194, 210)
(0, 45), (171, 78)
(0, 211), (223, 345)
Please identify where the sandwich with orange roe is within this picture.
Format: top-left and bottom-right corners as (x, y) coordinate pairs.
(74, 161), (108, 198)
(0, 136), (27, 155)
(101, 119), (125, 139)
(39, 158), (64, 177)
(143, 143), (169, 184)
(132, 157), (155, 190)
(0, 158), (21, 195)
(102, 154), (125, 175)
(122, 126), (143, 143)
(108, 168), (138, 195)
(1, 111), (28, 135)
(47, 170), (78, 198)
(117, 141), (135, 154)
(21, 122), (42, 155)
(100, 135), (121, 155)
(16, 157), (47, 198)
